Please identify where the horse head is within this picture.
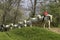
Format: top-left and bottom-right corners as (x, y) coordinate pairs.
(46, 14), (53, 22)
(36, 15), (41, 19)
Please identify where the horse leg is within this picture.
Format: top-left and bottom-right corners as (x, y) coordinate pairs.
(30, 24), (32, 27)
(10, 27), (13, 30)
(48, 20), (50, 29)
(44, 23), (45, 28)
(18, 26), (21, 29)
(24, 24), (27, 27)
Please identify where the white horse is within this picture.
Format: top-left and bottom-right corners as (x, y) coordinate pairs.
(9, 23), (14, 29)
(18, 22), (24, 28)
(23, 17), (38, 27)
(44, 14), (52, 29)
(37, 14), (53, 29)
(23, 20), (32, 27)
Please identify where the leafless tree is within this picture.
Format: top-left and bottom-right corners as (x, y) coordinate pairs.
(13, 0), (22, 24)
(0, 0), (22, 24)
(29, 0), (37, 17)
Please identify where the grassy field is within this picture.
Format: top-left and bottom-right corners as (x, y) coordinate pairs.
(0, 27), (60, 40)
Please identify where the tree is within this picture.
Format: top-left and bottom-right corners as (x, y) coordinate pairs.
(29, 0), (37, 17)
(0, 0), (22, 24)
(0, 0), (14, 24)
(13, 0), (22, 24)
(48, 2), (60, 27)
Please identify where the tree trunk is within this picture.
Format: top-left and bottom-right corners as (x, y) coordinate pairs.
(2, 11), (6, 24)
(13, 0), (21, 24)
(32, 0), (37, 17)
(13, 11), (17, 24)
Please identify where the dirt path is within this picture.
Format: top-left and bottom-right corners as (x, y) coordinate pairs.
(47, 28), (60, 34)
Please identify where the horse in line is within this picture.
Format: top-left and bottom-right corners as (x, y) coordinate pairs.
(37, 14), (53, 29)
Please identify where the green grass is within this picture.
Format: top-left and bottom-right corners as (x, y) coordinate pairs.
(0, 32), (13, 40)
(0, 27), (60, 40)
